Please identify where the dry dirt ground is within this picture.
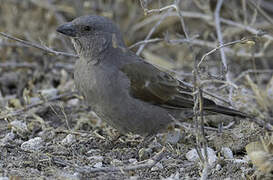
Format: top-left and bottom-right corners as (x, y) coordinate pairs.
(0, 1), (273, 179)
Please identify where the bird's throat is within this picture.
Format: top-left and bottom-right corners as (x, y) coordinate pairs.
(72, 36), (111, 65)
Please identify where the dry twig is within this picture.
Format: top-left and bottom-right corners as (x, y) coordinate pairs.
(0, 91), (77, 119)
(52, 146), (166, 173)
(0, 32), (78, 58)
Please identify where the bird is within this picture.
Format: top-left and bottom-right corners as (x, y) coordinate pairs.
(56, 15), (248, 136)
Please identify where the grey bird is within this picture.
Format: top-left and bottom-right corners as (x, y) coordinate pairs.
(56, 15), (248, 136)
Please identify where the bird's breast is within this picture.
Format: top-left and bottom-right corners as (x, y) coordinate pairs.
(74, 57), (127, 106)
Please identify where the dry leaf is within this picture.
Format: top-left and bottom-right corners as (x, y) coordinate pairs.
(246, 134), (273, 174)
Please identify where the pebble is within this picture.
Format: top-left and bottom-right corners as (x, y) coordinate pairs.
(10, 120), (28, 134)
(61, 134), (76, 146)
(151, 162), (163, 171)
(40, 88), (58, 98)
(215, 164), (222, 171)
(186, 147), (217, 166)
(88, 155), (103, 162)
(21, 137), (43, 151)
(1, 132), (15, 145)
(93, 162), (103, 168)
(111, 159), (123, 166)
(164, 172), (180, 180)
(128, 158), (138, 164)
(165, 130), (182, 145)
(221, 147), (234, 159)
(67, 98), (79, 106)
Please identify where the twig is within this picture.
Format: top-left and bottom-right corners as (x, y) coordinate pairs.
(219, 18), (273, 41)
(0, 62), (37, 69)
(214, 0), (228, 74)
(145, 4), (176, 14)
(0, 62), (74, 71)
(180, 121), (235, 132)
(250, 117), (273, 132)
(200, 79), (238, 89)
(200, 162), (210, 180)
(136, 9), (171, 55)
(186, 39), (266, 58)
(174, 0), (190, 39)
(202, 90), (231, 105)
(214, 0), (235, 106)
(0, 32), (78, 58)
(150, 36), (267, 58)
(242, 0), (247, 25)
(0, 91), (77, 119)
(129, 38), (163, 49)
(248, 0), (273, 25)
(166, 34), (199, 44)
(175, 0), (210, 177)
(197, 39), (246, 68)
(52, 147), (166, 173)
(132, 11), (273, 41)
(217, 69), (273, 90)
(260, 0), (273, 13)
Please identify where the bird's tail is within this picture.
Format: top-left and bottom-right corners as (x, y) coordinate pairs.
(205, 105), (249, 118)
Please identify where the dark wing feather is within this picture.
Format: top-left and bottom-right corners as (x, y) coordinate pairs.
(120, 61), (216, 109)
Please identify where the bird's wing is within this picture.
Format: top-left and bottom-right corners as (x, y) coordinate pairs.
(120, 61), (216, 109)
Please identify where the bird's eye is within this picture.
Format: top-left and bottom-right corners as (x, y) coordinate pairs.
(83, 26), (92, 31)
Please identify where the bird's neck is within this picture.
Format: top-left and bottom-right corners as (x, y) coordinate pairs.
(74, 33), (126, 65)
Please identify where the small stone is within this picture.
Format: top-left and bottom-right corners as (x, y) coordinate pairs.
(186, 147), (217, 166)
(165, 130), (182, 145)
(21, 137), (43, 151)
(129, 176), (139, 180)
(86, 149), (101, 155)
(128, 158), (138, 164)
(111, 159), (123, 166)
(1, 132), (15, 145)
(224, 178), (231, 180)
(151, 162), (163, 171)
(93, 162), (103, 168)
(88, 156), (103, 168)
(58, 171), (80, 180)
(29, 97), (41, 104)
(164, 172), (180, 180)
(10, 120), (28, 134)
(39, 88), (58, 98)
(216, 164), (222, 171)
(67, 98), (79, 106)
(88, 155), (103, 162)
(221, 147), (233, 159)
(148, 140), (162, 152)
(61, 134), (76, 146)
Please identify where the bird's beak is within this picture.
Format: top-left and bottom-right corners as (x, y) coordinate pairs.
(56, 23), (77, 37)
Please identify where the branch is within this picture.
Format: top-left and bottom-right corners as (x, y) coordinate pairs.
(132, 12), (273, 41)
(0, 32), (78, 58)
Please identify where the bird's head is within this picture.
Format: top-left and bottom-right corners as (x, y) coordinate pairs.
(57, 15), (125, 58)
